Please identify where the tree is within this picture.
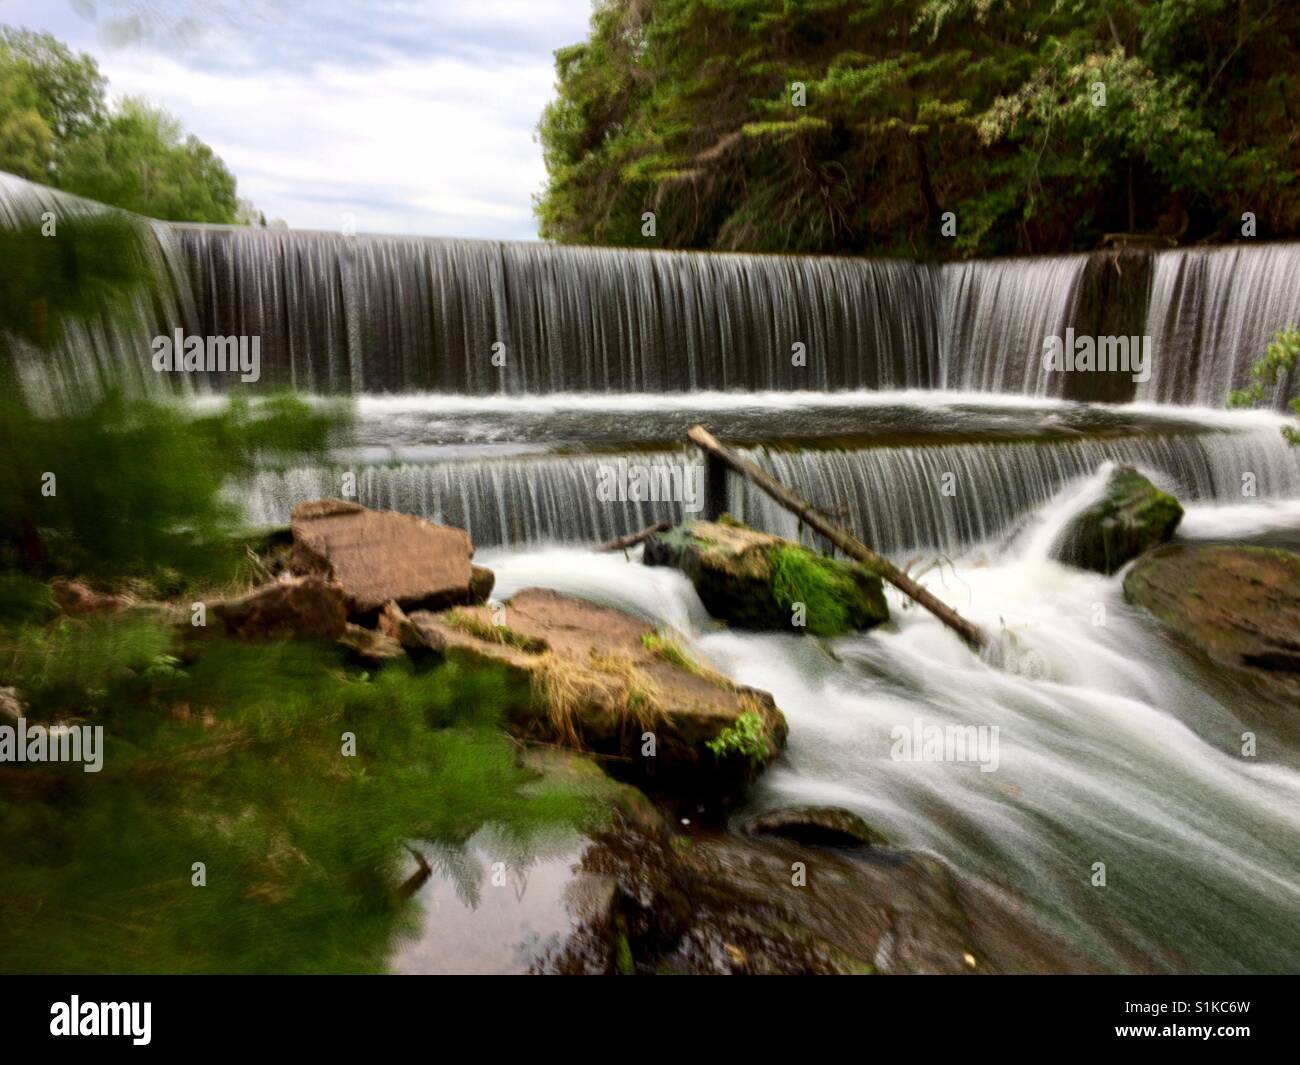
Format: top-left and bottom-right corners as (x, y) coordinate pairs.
(536, 0), (1300, 257)
(1230, 328), (1300, 444)
(0, 24), (247, 224)
(0, 28), (105, 148)
(0, 67), (54, 180)
(58, 98), (239, 223)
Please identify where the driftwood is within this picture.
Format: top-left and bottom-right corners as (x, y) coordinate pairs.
(686, 425), (986, 650)
(600, 522), (671, 553)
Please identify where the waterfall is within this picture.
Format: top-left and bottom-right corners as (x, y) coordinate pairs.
(734, 428), (1299, 554)
(174, 227), (943, 394)
(169, 219), (1300, 408)
(1139, 243), (1300, 407)
(8, 174), (1297, 408)
(936, 254), (1088, 396)
(245, 426), (1299, 552)
(0, 173), (197, 411)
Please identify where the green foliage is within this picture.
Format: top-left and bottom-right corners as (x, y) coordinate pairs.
(537, 0), (1300, 256)
(0, 25), (241, 222)
(770, 545), (855, 636)
(0, 213), (349, 583)
(0, 389), (346, 582)
(58, 98), (238, 223)
(705, 711), (768, 767)
(1229, 327), (1300, 445)
(0, 619), (596, 973)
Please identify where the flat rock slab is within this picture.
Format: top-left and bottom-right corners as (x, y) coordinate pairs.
(1125, 544), (1300, 703)
(404, 587), (787, 796)
(289, 499), (491, 615)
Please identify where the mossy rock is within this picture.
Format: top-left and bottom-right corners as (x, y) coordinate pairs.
(643, 520), (888, 636)
(397, 589), (788, 800)
(1124, 544), (1300, 704)
(1051, 466), (1183, 575)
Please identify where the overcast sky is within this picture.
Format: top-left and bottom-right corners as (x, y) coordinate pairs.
(3, 0), (594, 239)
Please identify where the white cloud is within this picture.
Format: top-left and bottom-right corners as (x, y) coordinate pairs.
(5, 0), (595, 238)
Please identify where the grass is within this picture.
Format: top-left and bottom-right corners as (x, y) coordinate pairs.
(443, 608), (548, 654)
(640, 629), (703, 675)
(0, 613), (595, 974)
(530, 648), (668, 750)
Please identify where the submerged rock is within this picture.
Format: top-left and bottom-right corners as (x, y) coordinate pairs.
(741, 805), (890, 848)
(521, 747), (668, 838)
(288, 499), (492, 617)
(643, 519), (888, 635)
(1051, 466), (1183, 574)
(539, 820), (1074, 975)
(1124, 544), (1300, 703)
(401, 587), (787, 796)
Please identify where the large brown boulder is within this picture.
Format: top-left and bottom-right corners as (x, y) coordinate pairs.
(1124, 544), (1300, 703)
(401, 587), (787, 797)
(209, 575), (348, 640)
(288, 499), (492, 617)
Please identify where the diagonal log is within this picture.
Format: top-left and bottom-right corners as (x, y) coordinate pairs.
(686, 425), (986, 650)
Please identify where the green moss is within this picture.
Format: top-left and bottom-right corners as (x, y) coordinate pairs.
(769, 545), (859, 636)
(614, 916), (635, 975)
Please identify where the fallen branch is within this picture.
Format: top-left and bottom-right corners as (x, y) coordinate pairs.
(600, 522), (670, 553)
(686, 425), (986, 650)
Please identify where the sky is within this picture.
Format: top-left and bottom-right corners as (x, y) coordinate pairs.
(2, 0), (595, 239)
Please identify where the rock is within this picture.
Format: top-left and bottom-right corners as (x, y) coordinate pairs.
(1052, 466), (1183, 574)
(469, 565), (496, 602)
(0, 686), (24, 725)
(1124, 545), (1300, 703)
(49, 578), (133, 615)
(643, 520), (888, 635)
(538, 821), (1082, 975)
(338, 622), (405, 664)
(288, 499), (491, 617)
(521, 747), (668, 838)
(209, 575), (348, 640)
(402, 587), (787, 796)
(741, 805), (890, 848)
